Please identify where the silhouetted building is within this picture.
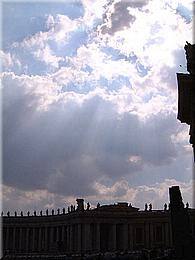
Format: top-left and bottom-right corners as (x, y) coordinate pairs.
(169, 186), (195, 260)
(177, 42), (195, 159)
(2, 193), (195, 258)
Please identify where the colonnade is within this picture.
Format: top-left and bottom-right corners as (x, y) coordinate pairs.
(3, 222), (172, 254)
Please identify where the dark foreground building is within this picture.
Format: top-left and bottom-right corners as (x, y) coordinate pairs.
(1, 192), (195, 259)
(177, 42), (195, 159)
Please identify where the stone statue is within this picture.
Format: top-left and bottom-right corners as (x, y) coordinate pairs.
(87, 202), (90, 210)
(164, 203), (167, 211)
(73, 205), (76, 211)
(15, 211), (17, 217)
(57, 208), (60, 215)
(62, 208), (65, 214)
(97, 202), (100, 209)
(40, 210), (42, 216)
(186, 202), (189, 209)
(68, 206), (70, 213)
(149, 203), (152, 211)
(46, 209), (48, 216)
(34, 211), (36, 216)
(145, 203), (148, 211)
(52, 209), (54, 215)
(27, 211), (30, 217)
(1, 211), (3, 216)
(21, 211), (23, 217)
(7, 211), (10, 217)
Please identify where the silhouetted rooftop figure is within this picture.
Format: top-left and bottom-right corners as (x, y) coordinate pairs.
(46, 209), (48, 216)
(14, 211), (17, 217)
(34, 211), (36, 216)
(164, 203), (167, 211)
(186, 202), (189, 209)
(57, 208), (60, 215)
(62, 208), (65, 214)
(40, 210), (42, 216)
(27, 211), (30, 217)
(76, 198), (84, 212)
(68, 206), (70, 213)
(87, 202), (90, 210)
(145, 203), (148, 211)
(1, 211), (3, 216)
(184, 41), (195, 75)
(51, 209), (54, 215)
(20, 211), (23, 217)
(149, 203), (152, 211)
(7, 211), (10, 217)
(97, 202), (100, 209)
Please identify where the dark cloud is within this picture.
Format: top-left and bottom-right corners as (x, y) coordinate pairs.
(101, 0), (149, 35)
(3, 73), (179, 198)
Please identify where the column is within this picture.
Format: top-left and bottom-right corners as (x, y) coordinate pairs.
(5, 227), (9, 250)
(96, 224), (100, 252)
(44, 227), (48, 251)
(110, 224), (116, 251)
(129, 225), (133, 250)
(56, 226), (59, 242)
(67, 225), (70, 251)
(149, 223), (154, 248)
(61, 226), (65, 242)
(169, 223), (173, 247)
(123, 224), (128, 251)
(32, 228), (36, 252)
(77, 224), (82, 253)
(38, 228), (42, 251)
(84, 223), (91, 252)
(26, 228), (29, 252)
(69, 225), (73, 251)
(19, 228), (22, 252)
(145, 223), (150, 248)
(12, 228), (16, 252)
(50, 227), (54, 250)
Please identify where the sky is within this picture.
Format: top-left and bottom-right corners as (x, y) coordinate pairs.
(1, 0), (194, 214)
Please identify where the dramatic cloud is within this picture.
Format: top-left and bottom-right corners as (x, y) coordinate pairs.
(1, 0), (194, 211)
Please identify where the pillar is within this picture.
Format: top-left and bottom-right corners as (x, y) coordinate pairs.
(145, 223), (150, 248)
(61, 226), (65, 242)
(123, 224), (128, 250)
(38, 228), (42, 251)
(19, 228), (22, 252)
(84, 223), (91, 252)
(12, 228), (16, 252)
(32, 228), (36, 252)
(69, 225), (73, 251)
(26, 228), (29, 252)
(77, 224), (82, 252)
(5, 227), (9, 250)
(110, 224), (116, 251)
(67, 225), (70, 251)
(50, 227), (54, 249)
(149, 223), (154, 248)
(96, 223), (100, 252)
(44, 227), (48, 251)
(129, 224), (133, 250)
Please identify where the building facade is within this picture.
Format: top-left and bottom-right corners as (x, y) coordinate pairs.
(177, 42), (195, 158)
(2, 198), (195, 256)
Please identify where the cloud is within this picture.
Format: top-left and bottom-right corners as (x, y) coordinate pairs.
(2, 178), (193, 213)
(2, 71), (184, 199)
(2, 0), (193, 212)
